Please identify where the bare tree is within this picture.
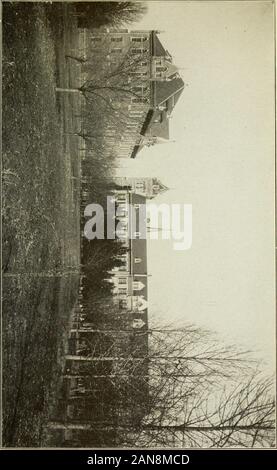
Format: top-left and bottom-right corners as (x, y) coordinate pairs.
(48, 324), (275, 448)
(57, 41), (151, 111)
(74, 2), (147, 29)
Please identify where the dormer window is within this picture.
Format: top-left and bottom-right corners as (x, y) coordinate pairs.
(154, 114), (163, 123)
(133, 281), (141, 290)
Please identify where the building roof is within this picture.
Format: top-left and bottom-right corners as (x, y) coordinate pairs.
(152, 177), (170, 195)
(131, 31), (184, 158)
(141, 109), (169, 140)
(155, 77), (185, 106)
(152, 33), (168, 57)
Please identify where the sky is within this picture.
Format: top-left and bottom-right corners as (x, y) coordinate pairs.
(116, 1), (275, 369)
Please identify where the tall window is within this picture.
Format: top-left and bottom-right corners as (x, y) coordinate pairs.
(111, 37), (123, 42)
(118, 288), (127, 296)
(119, 299), (127, 309)
(117, 193), (126, 201)
(131, 36), (147, 42)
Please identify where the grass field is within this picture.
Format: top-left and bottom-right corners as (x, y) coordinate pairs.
(2, 2), (83, 446)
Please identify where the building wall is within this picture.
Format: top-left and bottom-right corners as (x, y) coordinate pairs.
(79, 29), (179, 159)
(110, 189), (148, 320)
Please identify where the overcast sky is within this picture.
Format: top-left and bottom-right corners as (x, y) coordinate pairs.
(117, 1), (275, 369)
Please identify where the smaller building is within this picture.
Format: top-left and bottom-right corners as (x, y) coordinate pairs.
(110, 177), (169, 326)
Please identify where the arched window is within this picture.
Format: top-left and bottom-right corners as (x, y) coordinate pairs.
(135, 257), (142, 264)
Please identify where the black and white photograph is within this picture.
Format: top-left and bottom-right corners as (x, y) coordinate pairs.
(1, 0), (276, 453)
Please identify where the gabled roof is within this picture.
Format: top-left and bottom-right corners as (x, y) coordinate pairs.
(155, 77), (185, 106)
(172, 87), (184, 108)
(152, 178), (170, 195)
(144, 110), (169, 140)
(152, 33), (168, 57)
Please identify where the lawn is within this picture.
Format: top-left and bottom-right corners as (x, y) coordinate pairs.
(2, 2), (83, 446)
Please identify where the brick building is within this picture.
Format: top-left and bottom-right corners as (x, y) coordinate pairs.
(81, 29), (184, 158)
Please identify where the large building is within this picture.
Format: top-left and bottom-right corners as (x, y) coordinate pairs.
(110, 177), (168, 329)
(80, 29), (184, 158)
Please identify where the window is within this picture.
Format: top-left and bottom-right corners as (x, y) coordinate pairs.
(119, 278), (127, 284)
(135, 257), (142, 264)
(156, 66), (166, 72)
(117, 194), (126, 201)
(119, 299), (127, 309)
(117, 210), (127, 218)
(130, 71), (147, 76)
(111, 37), (123, 42)
(131, 48), (147, 54)
(118, 288), (126, 294)
(134, 232), (141, 239)
(119, 265), (127, 272)
(90, 36), (102, 41)
(154, 114), (163, 123)
(131, 37), (147, 42)
(131, 97), (148, 104)
(132, 85), (148, 95)
(136, 182), (145, 190)
(110, 48), (122, 54)
(117, 232), (127, 239)
(156, 72), (162, 78)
